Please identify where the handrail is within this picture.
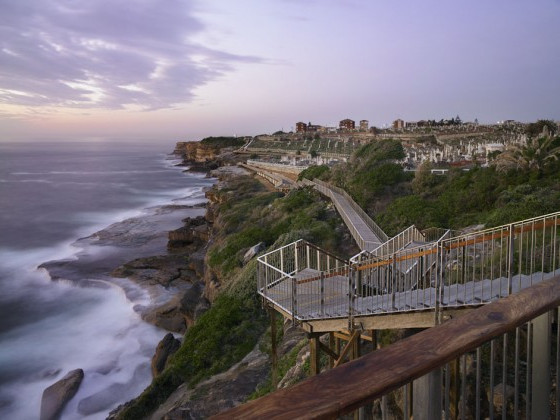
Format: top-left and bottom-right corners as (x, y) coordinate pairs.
(299, 241), (349, 266)
(213, 274), (560, 420)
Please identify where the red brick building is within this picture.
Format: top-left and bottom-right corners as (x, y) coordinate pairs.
(296, 122), (307, 133)
(339, 119), (355, 131)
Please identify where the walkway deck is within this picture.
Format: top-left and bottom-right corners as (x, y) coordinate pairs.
(266, 268), (560, 322)
(308, 179), (388, 251)
(258, 208), (560, 333)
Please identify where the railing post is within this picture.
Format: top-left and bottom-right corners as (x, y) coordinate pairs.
(320, 271), (325, 316)
(391, 254), (397, 310)
(531, 311), (551, 419)
(508, 223), (515, 296)
(348, 267), (355, 330)
(413, 368), (442, 420)
(292, 277), (298, 323)
(306, 244), (310, 269)
(264, 255), (269, 289)
(280, 247), (284, 275)
(294, 242), (299, 273)
(435, 244), (445, 325)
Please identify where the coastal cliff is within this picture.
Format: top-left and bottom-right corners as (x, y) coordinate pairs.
(110, 142), (355, 419)
(174, 136), (247, 171)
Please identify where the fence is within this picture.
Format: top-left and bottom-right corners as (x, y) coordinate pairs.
(257, 240), (348, 320)
(215, 275), (560, 419)
(258, 211), (560, 323)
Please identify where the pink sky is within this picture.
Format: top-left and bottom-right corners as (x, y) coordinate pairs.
(1, 0), (559, 143)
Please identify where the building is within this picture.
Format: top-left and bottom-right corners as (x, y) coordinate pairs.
(393, 119), (404, 130)
(306, 122), (322, 133)
(296, 122), (307, 133)
(359, 120), (369, 132)
(339, 119), (355, 131)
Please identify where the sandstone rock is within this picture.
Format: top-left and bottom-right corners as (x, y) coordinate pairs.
(152, 333), (181, 377)
(150, 344), (270, 420)
(278, 344), (310, 389)
(168, 217), (208, 249)
(40, 369), (84, 420)
(142, 295), (187, 333)
(111, 255), (196, 288)
(179, 282), (207, 326)
(488, 382), (515, 412)
(243, 242), (266, 264)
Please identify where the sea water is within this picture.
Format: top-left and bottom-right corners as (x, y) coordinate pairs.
(0, 141), (213, 419)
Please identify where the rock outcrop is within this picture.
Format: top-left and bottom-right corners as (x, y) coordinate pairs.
(149, 344), (270, 419)
(243, 242), (266, 264)
(152, 333), (181, 377)
(40, 369), (84, 420)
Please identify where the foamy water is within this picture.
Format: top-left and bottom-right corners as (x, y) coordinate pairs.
(0, 141), (213, 419)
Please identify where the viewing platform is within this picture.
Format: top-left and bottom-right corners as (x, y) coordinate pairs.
(258, 192), (560, 332)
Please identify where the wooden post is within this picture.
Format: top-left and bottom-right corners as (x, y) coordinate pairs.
(269, 308), (278, 386)
(329, 332), (335, 369)
(309, 333), (321, 376)
(531, 311), (551, 419)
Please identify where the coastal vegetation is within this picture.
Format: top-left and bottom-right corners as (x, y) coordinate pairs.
(300, 136), (560, 236)
(117, 175), (349, 418)
(199, 136), (246, 148)
(121, 128), (559, 417)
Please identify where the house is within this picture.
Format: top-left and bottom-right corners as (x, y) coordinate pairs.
(339, 119), (355, 131)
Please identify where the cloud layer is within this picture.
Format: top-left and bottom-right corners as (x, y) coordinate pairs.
(0, 0), (261, 110)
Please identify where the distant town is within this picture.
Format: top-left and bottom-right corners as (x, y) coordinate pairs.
(236, 117), (557, 175)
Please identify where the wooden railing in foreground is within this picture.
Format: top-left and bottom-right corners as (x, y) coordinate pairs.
(212, 274), (560, 419)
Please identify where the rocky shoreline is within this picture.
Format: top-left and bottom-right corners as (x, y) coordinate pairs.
(38, 143), (243, 420)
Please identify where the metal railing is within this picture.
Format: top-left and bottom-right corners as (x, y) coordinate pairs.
(257, 240), (348, 319)
(438, 212), (560, 311)
(218, 275), (560, 420)
(258, 211), (560, 323)
(371, 224), (425, 256)
(311, 179), (388, 250)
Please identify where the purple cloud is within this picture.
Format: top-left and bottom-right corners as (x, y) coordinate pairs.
(0, 0), (263, 110)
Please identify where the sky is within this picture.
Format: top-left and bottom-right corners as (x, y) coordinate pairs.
(1, 0), (559, 143)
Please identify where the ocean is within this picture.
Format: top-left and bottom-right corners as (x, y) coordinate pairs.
(0, 141), (214, 419)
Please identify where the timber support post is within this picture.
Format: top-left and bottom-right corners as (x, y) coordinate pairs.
(269, 307), (278, 386)
(309, 333), (321, 376)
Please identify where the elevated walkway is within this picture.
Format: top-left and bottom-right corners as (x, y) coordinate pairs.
(305, 179), (388, 251)
(258, 208), (560, 332)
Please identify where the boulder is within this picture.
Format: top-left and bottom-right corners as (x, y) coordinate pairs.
(152, 333), (181, 377)
(488, 382), (515, 412)
(40, 369), (84, 420)
(142, 296), (187, 333)
(243, 242), (266, 264)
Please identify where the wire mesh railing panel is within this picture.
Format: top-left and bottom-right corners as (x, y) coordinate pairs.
(352, 306), (560, 419)
(439, 212), (560, 309)
(293, 265), (351, 320)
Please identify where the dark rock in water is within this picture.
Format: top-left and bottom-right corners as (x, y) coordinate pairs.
(140, 281), (209, 333)
(152, 333), (181, 377)
(40, 368), (84, 420)
(243, 242), (266, 264)
(142, 295), (187, 333)
(111, 254), (197, 288)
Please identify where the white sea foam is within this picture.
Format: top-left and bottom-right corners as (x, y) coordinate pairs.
(0, 145), (216, 419)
